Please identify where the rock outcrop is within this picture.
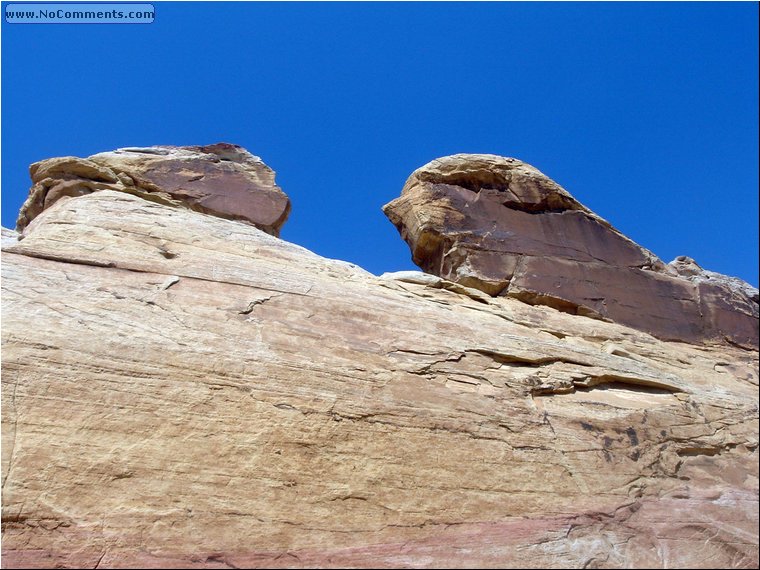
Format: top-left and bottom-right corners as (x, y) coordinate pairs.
(2, 148), (758, 569)
(383, 154), (759, 348)
(16, 143), (290, 236)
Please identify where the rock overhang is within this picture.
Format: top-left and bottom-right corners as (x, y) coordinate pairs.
(383, 153), (759, 348)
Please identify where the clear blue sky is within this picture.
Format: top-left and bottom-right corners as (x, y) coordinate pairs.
(2, 2), (758, 286)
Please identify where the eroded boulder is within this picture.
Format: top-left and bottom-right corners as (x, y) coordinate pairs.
(16, 143), (291, 236)
(383, 154), (759, 347)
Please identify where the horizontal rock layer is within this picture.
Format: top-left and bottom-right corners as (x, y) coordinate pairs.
(2, 190), (758, 568)
(383, 154), (759, 348)
(16, 143), (290, 236)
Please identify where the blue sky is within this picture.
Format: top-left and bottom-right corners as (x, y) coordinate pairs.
(2, 2), (758, 286)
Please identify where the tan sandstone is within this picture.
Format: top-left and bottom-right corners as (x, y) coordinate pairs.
(1, 149), (758, 568)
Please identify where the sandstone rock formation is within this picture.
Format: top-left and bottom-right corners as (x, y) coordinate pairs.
(383, 154), (759, 348)
(2, 148), (758, 568)
(16, 143), (290, 236)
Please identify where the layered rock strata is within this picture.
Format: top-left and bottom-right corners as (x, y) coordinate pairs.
(16, 143), (290, 236)
(1, 148), (758, 569)
(383, 154), (759, 348)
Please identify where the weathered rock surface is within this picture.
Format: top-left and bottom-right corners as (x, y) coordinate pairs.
(16, 143), (290, 236)
(383, 154), (759, 348)
(2, 148), (759, 568)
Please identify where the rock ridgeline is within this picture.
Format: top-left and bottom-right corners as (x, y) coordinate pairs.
(383, 154), (759, 348)
(16, 143), (291, 236)
(2, 145), (758, 569)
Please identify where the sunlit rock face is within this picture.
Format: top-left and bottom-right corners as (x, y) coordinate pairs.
(383, 154), (759, 348)
(2, 147), (758, 569)
(16, 143), (290, 236)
